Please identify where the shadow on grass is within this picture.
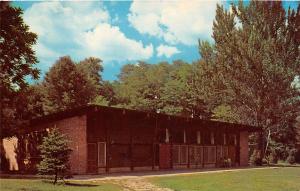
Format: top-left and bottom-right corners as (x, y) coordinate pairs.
(41, 180), (99, 187)
(267, 164), (300, 168)
(64, 182), (99, 187)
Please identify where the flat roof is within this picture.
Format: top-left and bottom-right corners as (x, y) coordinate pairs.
(27, 104), (262, 133)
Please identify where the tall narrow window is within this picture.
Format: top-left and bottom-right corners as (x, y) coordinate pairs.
(223, 133), (227, 145)
(234, 134), (237, 146)
(183, 129), (186, 143)
(210, 132), (215, 145)
(165, 128), (169, 143)
(197, 131), (201, 144)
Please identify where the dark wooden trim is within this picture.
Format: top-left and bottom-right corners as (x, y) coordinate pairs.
(152, 113), (158, 170)
(129, 113), (134, 171)
(202, 146), (204, 168)
(237, 132), (241, 166)
(105, 111), (109, 173)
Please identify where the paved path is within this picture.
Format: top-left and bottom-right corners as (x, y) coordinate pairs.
(110, 178), (173, 191)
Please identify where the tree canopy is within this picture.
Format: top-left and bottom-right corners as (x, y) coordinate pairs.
(198, 1), (300, 158)
(114, 60), (211, 119)
(41, 56), (103, 114)
(0, 2), (39, 138)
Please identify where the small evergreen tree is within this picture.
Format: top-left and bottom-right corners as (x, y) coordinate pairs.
(38, 128), (72, 184)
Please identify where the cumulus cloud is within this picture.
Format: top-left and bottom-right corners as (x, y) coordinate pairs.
(128, 0), (219, 45)
(156, 44), (180, 58)
(23, 1), (153, 65)
(79, 24), (153, 61)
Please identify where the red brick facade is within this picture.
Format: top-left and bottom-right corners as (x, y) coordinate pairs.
(239, 131), (249, 166)
(55, 115), (87, 174)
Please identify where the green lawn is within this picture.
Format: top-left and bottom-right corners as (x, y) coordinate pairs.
(0, 179), (121, 191)
(150, 167), (300, 191)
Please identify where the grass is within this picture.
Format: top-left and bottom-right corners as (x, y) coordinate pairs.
(150, 167), (300, 191)
(0, 179), (122, 191)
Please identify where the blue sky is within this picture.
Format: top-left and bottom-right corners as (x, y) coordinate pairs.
(14, 1), (299, 81)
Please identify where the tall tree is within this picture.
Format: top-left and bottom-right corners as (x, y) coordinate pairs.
(161, 60), (210, 118)
(115, 61), (169, 112)
(199, 1), (300, 158)
(96, 81), (117, 106)
(114, 61), (211, 118)
(42, 56), (102, 114)
(15, 84), (45, 121)
(0, 2), (39, 138)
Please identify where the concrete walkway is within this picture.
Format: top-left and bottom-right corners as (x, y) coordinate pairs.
(109, 178), (173, 191)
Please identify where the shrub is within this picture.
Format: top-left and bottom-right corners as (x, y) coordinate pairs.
(262, 158), (268, 165)
(295, 149), (300, 163)
(286, 148), (297, 164)
(269, 150), (278, 164)
(250, 149), (262, 166)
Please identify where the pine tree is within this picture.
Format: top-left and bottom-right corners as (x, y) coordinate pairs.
(38, 129), (72, 184)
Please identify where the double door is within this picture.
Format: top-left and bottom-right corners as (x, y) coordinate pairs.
(87, 142), (106, 173)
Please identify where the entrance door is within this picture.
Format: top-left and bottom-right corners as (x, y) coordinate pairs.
(87, 143), (97, 173)
(159, 144), (171, 169)
(98, 142), (106, 167)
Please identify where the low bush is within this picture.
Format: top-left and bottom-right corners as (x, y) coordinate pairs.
(250, 150), (262, 166)
(286, 148), (297, 164)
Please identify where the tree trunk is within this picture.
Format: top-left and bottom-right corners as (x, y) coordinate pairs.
(53, 171), (58, 185)
(264, 129), (271, 157)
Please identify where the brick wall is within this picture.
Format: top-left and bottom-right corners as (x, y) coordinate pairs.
(239, 131), (249, 166)
(55, 115), (87, 174)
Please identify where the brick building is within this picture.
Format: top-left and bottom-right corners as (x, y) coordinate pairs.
(15, 105), (260, 174)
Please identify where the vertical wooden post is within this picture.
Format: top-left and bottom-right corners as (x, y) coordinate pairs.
(202, 146), (204, 168)
(236, 131), (240, 166)
(152, 113), (157, 170)
(202, 129), (204, 168)
(215, 145), (217, 167)
(105, 111), (109, 173)
(187, 144), (190, 168)
(170, 117), (173, 169)
(187, 125), (190, 169)
(129, 113), (134, 171)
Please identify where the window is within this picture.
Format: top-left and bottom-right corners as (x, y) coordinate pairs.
(223, 133), (227, 145)
(210, 132), (215, 145)
(189, 145), (202, 164)
(197, 131), (201, 144)
(203, 146), (216, 163)
(183, 129), (186, 144)
(173, 145), (188, 165)
(234, 135), (237, 146)
(165, 128), (169, 143)
(98, 142), (106, 167)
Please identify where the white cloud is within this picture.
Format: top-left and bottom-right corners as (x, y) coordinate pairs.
(23, 1), (153, 66)
(24, 2), (109, 44)
(128, 0), (219, 45)
(79, 23), (153, 61)
(156, 44), (180, 58)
